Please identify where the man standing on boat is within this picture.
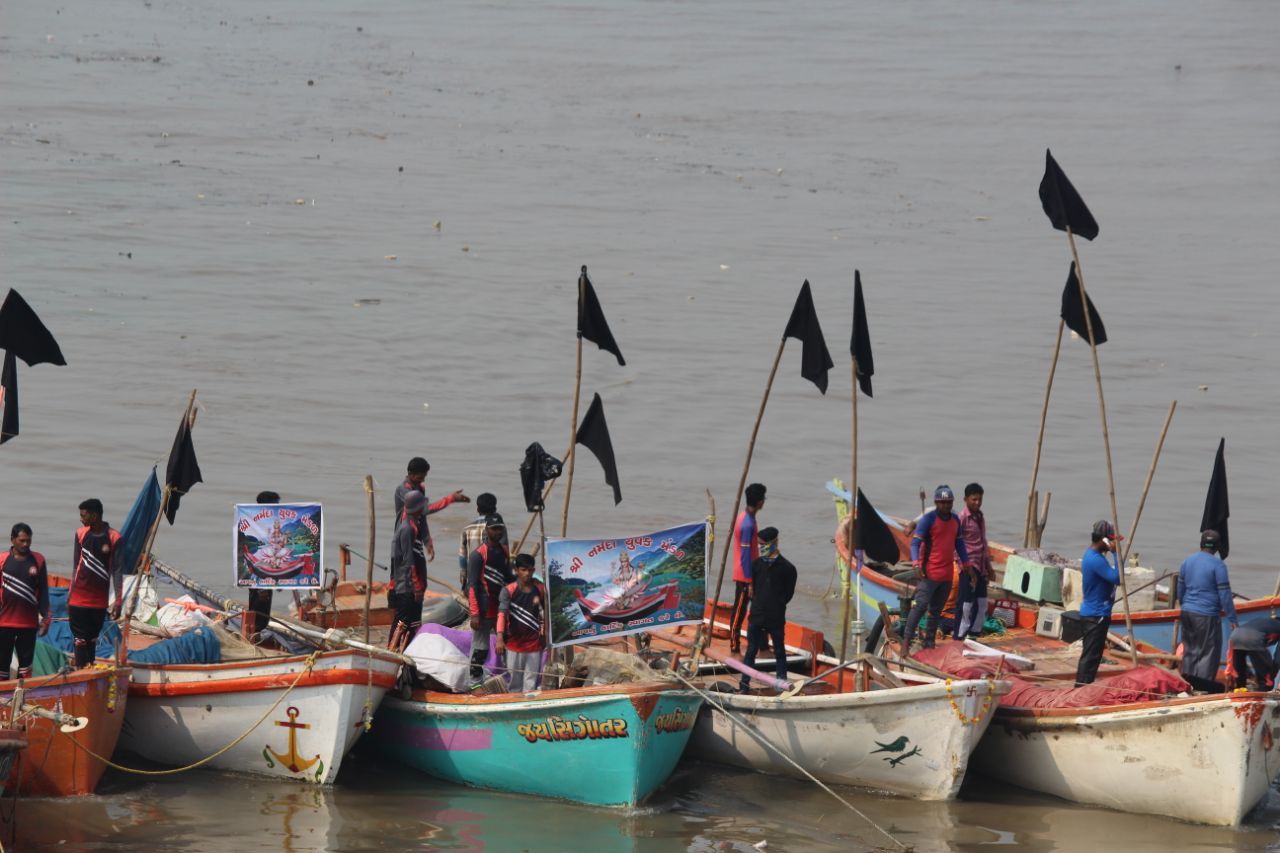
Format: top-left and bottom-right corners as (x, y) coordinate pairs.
(738, 527), (796, 694)
(729, 483), (766, 654)
(497, 553), (546, 693)
(466, 513), (512, 691)
(952, 484), (992, 641)
(389, 490), (430, 652)
(394, 457), (470, 564)
(458, 493), (505, 589)
(1074, 519), (1123, 686)
(1177, 529), (1235, 693)
(69, 499), (123, 668)
(904, 486), (972, 652)
(0, 523), (50, 680)
(244, 490), (280, 643)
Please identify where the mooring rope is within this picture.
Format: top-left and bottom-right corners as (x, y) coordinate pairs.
(57, 652), (320, 776)
(671, 670), (911, 851)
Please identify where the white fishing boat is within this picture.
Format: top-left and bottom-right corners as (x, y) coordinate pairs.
(688, 670), (1009, 800)
(121, 645), (402, 784)
(973, 687), (1280, 826)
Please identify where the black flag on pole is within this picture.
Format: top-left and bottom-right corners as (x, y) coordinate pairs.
(851, 270), (875, 397)
(1060, 262), (1108, 344)
(577, 266), (626, 366)
(1199, 438), (1230, 559)
(782, 280), (834, 394)
(1, 351), (17, 444)
(575, 393), (621, 505)
(164, 407), (203, 524)
(855, 488), (900, 566)
(1039, 149), (1099, 241)
(520, 442), (564, 513)
(0, 289), (67, 367)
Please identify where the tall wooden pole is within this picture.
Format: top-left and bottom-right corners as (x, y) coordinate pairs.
(707, 337), (787, 650)
(560, 276), (586, 537)
(1067, 229), (1136, 663)
(1119, 401), (1177, 571)
(362, 475), (376, 645)
(837, 358), (858, 691)
(121, 389), (198, 632)
(1025, 320), (1065, 546)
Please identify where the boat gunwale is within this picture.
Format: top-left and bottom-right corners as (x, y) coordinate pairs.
(126, 646), (404, 674)
(994, 688), (1279, 721)
(404, 680), (698, 709)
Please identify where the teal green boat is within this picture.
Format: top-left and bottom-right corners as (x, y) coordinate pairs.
(372, 681), (703, 806)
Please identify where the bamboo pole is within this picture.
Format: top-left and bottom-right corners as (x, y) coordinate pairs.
(1026, 320), (1065, 546)
(690, 489), (716, 675)
(560, 274), (586, 537)
(362, 475), (376, 645)
(121, 389), (198, 632)
(837, 358), (858, 691)
(707, 337), (787, 652)
(1066, 229), (1136, 664)
(1119, 401), (1177, 573)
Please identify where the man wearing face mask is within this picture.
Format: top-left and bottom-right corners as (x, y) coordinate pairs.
(737, 527), (796, 694)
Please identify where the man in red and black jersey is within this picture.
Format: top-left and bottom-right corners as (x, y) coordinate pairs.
(69, 499), (123, 668)
(497, 553), (546, 693)
(466, 514), (512, 691)
(0, 522), (51, 680)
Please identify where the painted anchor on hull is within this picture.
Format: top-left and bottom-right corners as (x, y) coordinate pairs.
(264, 706), (322, 774)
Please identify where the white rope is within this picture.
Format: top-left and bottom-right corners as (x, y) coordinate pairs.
(672, 671), (910, 850)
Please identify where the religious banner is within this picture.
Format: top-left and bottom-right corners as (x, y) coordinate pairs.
(234, 503), (323, 589)
(546, 521), (707, 647)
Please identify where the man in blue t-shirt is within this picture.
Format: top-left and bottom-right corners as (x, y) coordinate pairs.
(1177, 529), (1236, 693)
(1074, 519), (1123, 686)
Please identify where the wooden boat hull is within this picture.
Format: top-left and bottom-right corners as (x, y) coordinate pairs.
(372, 682), (703, 806)
(120, 649), (400, 784)
(0, 666), (131, 796)
(689, 677), (1009, 800)
(972, 691), (1280, 825)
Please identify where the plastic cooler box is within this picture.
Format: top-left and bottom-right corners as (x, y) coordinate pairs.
(1003, 553), (1063, 604)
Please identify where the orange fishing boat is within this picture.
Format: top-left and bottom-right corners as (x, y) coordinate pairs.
(0, 666), (131, 797)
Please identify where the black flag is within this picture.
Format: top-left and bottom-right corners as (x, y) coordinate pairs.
(851, 270), (874, 397)
(1199, 438), (1230, 559)
(1, 351), (17, 444)
(855, 488), (900, 566)
(1060, 262), (1107, 344)
(520, 442), (564, 513)
(164, 408), (203, 524)
(782, 280), (834, 394)
(575, 393), (621, 505)
(577, 266), (625, 366)
(0, 289), (67, 367)
(1039, 149), (1099, 241)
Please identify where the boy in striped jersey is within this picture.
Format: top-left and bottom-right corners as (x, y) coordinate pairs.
(497, 553), (546, 693)
(0, 523), (50, 680)
(70, 499), (123, 668)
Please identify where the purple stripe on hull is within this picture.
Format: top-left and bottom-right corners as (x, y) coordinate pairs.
(383, 717), (492, 751)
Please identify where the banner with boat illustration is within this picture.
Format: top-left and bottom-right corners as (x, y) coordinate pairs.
(546, 521), (707, 647)
(234, 503), (323, 589)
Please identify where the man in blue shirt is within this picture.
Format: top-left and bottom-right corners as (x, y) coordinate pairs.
(1177, 529), (1236, 693)
(1075, 519), (1123, 686)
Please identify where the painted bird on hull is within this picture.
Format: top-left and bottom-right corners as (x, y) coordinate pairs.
(870, 736), (909, 754)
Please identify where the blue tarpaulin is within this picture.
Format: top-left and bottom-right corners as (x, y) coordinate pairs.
(127, 625), (221, 665)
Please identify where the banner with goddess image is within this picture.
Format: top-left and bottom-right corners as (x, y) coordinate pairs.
(546, 521), (706, 647)
(234, 502), (323, 589)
